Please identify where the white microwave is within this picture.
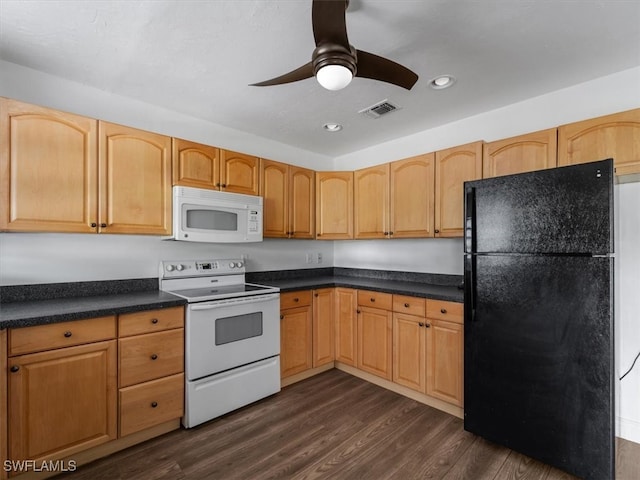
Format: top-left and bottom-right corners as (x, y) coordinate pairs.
(172, 186), (263, 243)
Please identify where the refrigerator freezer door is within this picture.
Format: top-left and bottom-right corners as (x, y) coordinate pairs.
(464, 254), (614, 480)
(464, 159), (613, 255)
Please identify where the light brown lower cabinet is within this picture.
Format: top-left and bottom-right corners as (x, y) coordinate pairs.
(392, 298), (464, 407)
(8, 339), (118, 462)
(312, 288), (335, 368)
(280, 291), (313, 379)
(3, 307), (185, 475)
(357, 305), (393, 381)
(334, 288), (357, 366)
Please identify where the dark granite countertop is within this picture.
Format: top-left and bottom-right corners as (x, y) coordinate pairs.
(247, 267), (464, 303)
(0, 268), (462, 330)
(0, 279), (186, 329)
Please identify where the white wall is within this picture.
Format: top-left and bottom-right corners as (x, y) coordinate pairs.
(615, 180), (640, 442)
(0, 235), (333, 285)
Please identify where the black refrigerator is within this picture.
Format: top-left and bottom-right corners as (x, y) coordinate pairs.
(463, 159), (614, 480)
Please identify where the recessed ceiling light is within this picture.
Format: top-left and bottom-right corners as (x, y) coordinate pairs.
(323, 123), (343, 132)
(429, 75), (456, 90)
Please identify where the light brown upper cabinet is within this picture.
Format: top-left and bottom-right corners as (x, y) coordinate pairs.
(315, 171), (353, 239)
(434, 141), (483, 237)
(172, 138), (219, 190)
(354, 164), (389, 239)
(173, 140), (260, 195)
(261, 159), (315, 239)
(99, 122), (172, 235)
(0, 98), (99, 233)
(390, 154), (435, 238)
(558, 109), (640, 176)
(354, 155), (435, 239)
(483, 128), (557, 178)
(220, 149), (260, 196)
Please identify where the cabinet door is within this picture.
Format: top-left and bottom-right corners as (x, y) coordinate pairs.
(435, 141), (483, 237)
(261, 159), (289, 238)
(393, 313), (426, 393)
(1, 330), (7, 480)
(99, 122), (172, 235)
(315, 171), (353, 239)
(357, 306), (392, 380)
(313, 288), (335, 367)
(354, 164), (389, 239)
(8, 340), (117, 462)
(220, 149), (260, 195)
(483, 128), (557, 178)
(426, 319), (463, 406)
(390, 154), (435, 238)
(280, 306), (313, 378)
(289, 165), (315, 239)
(334, 288), (357, 366)
(558, 109), (640, 176)
(172, 138), (219, 189)
(0, 98), (98, 233)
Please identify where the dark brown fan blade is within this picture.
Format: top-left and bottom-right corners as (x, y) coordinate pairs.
(355, 50), (419, 90)
(249, 62), (314, 87)
(312, 0), (349, 48)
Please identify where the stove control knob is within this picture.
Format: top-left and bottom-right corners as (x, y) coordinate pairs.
(229, 262), (236, 268)
(237, 262), (243, 268)
(166, 264), (175, 272)
(176, 264), (184, 271)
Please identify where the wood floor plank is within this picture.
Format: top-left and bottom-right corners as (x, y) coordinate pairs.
(56, 370), (638, 480)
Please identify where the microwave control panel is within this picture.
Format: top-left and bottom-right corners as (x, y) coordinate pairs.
(248, 210), (260, 233)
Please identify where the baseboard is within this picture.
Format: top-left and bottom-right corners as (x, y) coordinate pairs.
(335, 362), (464, 419)
(617, 416), (640, 444)
(281, 363), (335, 388)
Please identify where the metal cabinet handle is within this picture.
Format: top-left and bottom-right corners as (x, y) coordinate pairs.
(100, 223), (107, 228)
(425, 323), (431, 328)
(280, 314), (284, 320)
(440, 308), (447, 314)
(151, 318), (159, 324)
(10, 365), (19, 373)
(389, 232), (394, 235)
(357, 309), (361, 314)
(64, 331), (72, 338)
(151, 402), (158, 408)
(383, 231), (389, 236)
(435, 229), (440, 234)
(370, 298), (375, 302)
(419, 322), (425, 327)
(91, 222), (97, 228)
(404, 303), (410, 308)
(294, 298), (299, 302)
(150, 354), (158, 360)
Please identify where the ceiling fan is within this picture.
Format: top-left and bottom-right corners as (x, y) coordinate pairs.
(250, 0), (419, 91)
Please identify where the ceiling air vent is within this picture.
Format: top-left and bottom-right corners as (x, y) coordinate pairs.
(358, 99), (401, 119)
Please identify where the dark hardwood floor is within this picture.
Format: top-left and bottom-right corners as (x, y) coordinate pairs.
(59, 370), (639, 480)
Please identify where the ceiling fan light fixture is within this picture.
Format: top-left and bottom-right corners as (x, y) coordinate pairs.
(429, 75), (456, 90)
(316, 64), (353, 91)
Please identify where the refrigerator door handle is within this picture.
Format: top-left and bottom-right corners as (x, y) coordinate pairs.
(464, 254), (476, 323)
(464, 186), (476, 254)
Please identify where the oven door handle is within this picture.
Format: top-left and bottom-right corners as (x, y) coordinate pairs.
(190, 304), (222, 311)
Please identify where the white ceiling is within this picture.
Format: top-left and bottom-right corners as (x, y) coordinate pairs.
(1, 0), (639, 157)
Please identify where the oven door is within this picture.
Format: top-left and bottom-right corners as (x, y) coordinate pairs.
(185, 293), (280, 381)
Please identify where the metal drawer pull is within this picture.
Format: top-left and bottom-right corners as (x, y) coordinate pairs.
(151, 318), (159, 324)
(294, 298), (299, 302)
(404, 303), (410, 308)
(419, 322), (425, 327)
(10, 365), (19, 373)
(151, 402), (158, 408)
(63, 331), (72, 338)
(370, 298), (375, 302)
(440, 308), (447, 314)
(150, 354), (158, 360)
(280, 315), (284, 320)
(425, 323), (431, 328)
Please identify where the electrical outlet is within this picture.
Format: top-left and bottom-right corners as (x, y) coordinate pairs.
(316, 252), (323, 264)
(306, 253), (313, 264)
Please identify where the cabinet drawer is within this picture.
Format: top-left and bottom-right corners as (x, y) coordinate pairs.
(119, 329), (184, 387)
(357, 290), (393, 311)
(119, 373), (184, 437)
(426, 300), (463, 324)
(118, 306), (184, 337)
(280, 290), (312, 309)
(392, 295), (426, 316)
(9, 316), (117, 356)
